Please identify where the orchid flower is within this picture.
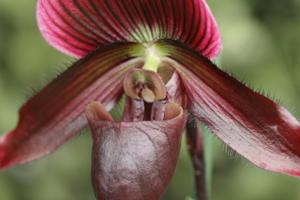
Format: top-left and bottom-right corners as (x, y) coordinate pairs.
(1, 0), (300, 199)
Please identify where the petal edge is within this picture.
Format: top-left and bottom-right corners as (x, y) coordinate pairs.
(0, 43), (142, 169)
(37, 0), (221, 59)
(86, 102), (186, 200)
(159, 40), (300, 177)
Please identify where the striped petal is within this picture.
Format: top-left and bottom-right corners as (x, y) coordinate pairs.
(86, 102), (186, 200)
(0, 43), (142, 169)
(37, 0), (221, 59)
(157, 40), (300, 177)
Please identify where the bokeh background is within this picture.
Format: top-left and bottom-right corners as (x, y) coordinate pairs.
(0, 0), (300, 199)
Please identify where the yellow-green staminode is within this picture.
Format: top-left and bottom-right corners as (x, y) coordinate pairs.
(129, 42), (169, 72)
(143, 43), (163, 72)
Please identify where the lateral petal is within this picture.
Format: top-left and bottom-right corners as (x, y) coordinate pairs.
(158, 40), (300, 177)
(86, 102), (186, 200)
(0, 43), (142, 169)
(37, 0), (221, 59)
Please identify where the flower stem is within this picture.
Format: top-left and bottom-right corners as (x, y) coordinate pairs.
(186, 115), (207, 200)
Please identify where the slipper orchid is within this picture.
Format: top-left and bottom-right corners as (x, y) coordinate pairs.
(1, 0), (300, 199)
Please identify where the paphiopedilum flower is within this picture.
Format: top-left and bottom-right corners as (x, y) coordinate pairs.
(1, 0), (300, 199)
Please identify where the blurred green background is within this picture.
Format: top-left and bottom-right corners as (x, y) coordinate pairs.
(1, 0), (300, 199)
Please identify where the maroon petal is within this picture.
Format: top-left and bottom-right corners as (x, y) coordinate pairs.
(165, 71), (187, 108)
(37, 0), (221, 59)
(158, 40), (300, 177)
(0, 43), (142, 169)
(86, 102), (186, 200)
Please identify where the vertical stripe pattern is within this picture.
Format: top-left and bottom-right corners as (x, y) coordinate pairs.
(37, 0), (221, 59)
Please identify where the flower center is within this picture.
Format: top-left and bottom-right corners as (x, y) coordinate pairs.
(123, 68), (166, 103)
(123, 68), (168, 121)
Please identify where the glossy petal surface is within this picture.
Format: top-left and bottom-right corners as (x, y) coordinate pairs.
(0, 43), (142, 169)
(37, 0), (221, 59)
(158, 40), (300, 176)
(86, 102), (186, 200)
